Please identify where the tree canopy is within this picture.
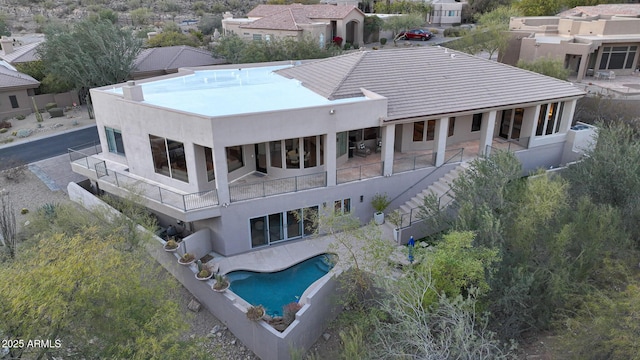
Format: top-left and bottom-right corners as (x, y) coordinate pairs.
(0, 12), (10, 37)
(213, 34), (341, 64)
(39, 19), (142, 89)
(0, 203), (202, 360)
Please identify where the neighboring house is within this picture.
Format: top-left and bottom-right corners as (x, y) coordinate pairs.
(428, 0), (464, 26)
(0, 37), (42, 66)
(222, 4), (365, 46)
(0, 60), (39, 119)
(505, 4), (640, 81)
(72, 47), (589, 257)
(131, 45), (227, 80)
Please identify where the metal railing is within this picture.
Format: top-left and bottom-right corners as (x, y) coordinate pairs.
(69, 150), (219, 211)
(486, 137), (530, 156)
(336, 162), (384, 184)
(391, 148), (465, 228)
(393, 152), (435, 173)
(229, 172), (326, 202)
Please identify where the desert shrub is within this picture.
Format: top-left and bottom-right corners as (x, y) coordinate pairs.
(444, 27), (468, 37)
(0, 128), (7, 134)
(16, 129), (32, 138)
(21, 208), (29, 215)
(45, 102), (58, 110)
(380, 38), (387, 45)
(48, 108), (64, 118)
(0, 138), (13, 144)
(0, 120), (11, 129)
(15, 115), (25, 120)
(429, 28), (439, 34)
(2, 161), (27, 182)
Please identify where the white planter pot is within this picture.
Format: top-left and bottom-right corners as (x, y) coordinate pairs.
(393, 228), (400, 242)
(374, 211), (385, 225)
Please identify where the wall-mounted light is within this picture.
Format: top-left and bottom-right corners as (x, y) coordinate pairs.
(329, 109), (335, 115)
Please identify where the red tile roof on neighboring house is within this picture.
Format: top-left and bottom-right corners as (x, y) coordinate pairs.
(247, 4), (362, 20)
(241, 8), (313, 31)
(558, 4), (640, 17)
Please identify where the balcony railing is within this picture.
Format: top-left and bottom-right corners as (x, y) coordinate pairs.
(336, 162), (383, 184)
(68, 149), (219, 211)
(393, 152), (435, 173)
(229, 172), (327, 202)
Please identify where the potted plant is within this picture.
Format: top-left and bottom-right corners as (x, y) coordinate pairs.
(195, 260), (213, 280)
(388, 209), (403, 242)
(212, 274), (230, 292)
(371, 193), (391, 225)
(164, 238), (179, 252)
(178, 252), (195, 265)
(246, 305), (265, 321)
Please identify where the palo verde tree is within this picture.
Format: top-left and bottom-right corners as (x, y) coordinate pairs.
(0, 203), (203, 360)
(38, 18), (142, 90)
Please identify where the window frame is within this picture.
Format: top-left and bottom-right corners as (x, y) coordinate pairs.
(105, 127), (125, 156)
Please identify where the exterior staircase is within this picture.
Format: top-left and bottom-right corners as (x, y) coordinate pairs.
(391, 162), (470, 229)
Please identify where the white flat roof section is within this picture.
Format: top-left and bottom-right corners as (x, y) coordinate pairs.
(107, 65), (367, 117)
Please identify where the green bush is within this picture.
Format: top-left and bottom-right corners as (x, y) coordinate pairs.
(15, 114), (26, 120)
(380, 38), (387, 45)
(45, 102), (58, 110)
(443, 27), (468, 37)
(48, 108), (64, 118)
(0, 128), (7, 133)
(429, 28), (439, 34)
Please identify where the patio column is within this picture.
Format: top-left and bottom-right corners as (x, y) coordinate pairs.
(526, 105), (542, 146)
(382, 123), (395, 176)
(559, 99), (577, 133)
(479, 110), (497, 156)
(326, 131), (337, 186)
(213, 146), (231, 205)
(433, 117), (449, 166)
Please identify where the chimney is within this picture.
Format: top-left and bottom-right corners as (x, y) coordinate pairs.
(0, 37), (13, 54)
(122, 80), (144, 102)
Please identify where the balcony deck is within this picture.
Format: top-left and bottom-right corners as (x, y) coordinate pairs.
(69, 137), (523, 214)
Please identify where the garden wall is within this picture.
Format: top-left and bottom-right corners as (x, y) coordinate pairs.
(67, 182), (344, 360)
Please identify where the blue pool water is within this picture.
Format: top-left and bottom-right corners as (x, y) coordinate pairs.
(226, 254), (336, 317)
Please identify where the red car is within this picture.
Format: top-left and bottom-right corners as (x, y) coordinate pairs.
(399, 29), (433, 41)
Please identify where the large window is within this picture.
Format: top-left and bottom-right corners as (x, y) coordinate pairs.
(337, 132), (348, 157)
(149, 135), (188, 182)
(204, 146), (215, 182)
(599, 45), (637, 70)
(226, 146), (244, 173)
(413, 120), (436, 141)
(536, 102), (564, 136)
(250, 206), (318, 248)
(334, 198), (351, 215)
(105, 127), (125, 155)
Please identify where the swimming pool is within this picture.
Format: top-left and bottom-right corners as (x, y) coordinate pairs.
(226, 254), (337, 317)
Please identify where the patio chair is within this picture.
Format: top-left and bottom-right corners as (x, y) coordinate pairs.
(355, 142), (371, 157)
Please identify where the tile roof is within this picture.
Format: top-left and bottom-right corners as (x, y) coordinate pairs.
(133, 45), (225, 73)
(241, 8), (312, 30)
(276, 47), (585, 120)
(558, 4), (640, 17)
(248, 4), (362, 20)
(0, 41), (42, 64)
(0, 63), (40, 89)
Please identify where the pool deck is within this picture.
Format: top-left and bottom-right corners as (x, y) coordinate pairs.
(215, 220), (396, 275)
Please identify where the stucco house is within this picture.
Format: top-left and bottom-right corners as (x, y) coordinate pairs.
(131, 45), (227, 79)
(0, 60), (39, 119)
(222, 4), (365, 47)
(504, 4), (640, 81)
(71, 47), (592, 257)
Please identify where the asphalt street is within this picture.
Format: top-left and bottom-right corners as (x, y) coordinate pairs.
(0, 125), (99, 171)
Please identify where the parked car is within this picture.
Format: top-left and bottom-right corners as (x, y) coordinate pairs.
(398, 29), (433, 41)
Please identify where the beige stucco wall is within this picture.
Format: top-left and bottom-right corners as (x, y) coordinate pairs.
(0, 89), (35, 119)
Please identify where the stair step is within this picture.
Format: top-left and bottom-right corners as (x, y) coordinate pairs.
(399, 204), (412, 214)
